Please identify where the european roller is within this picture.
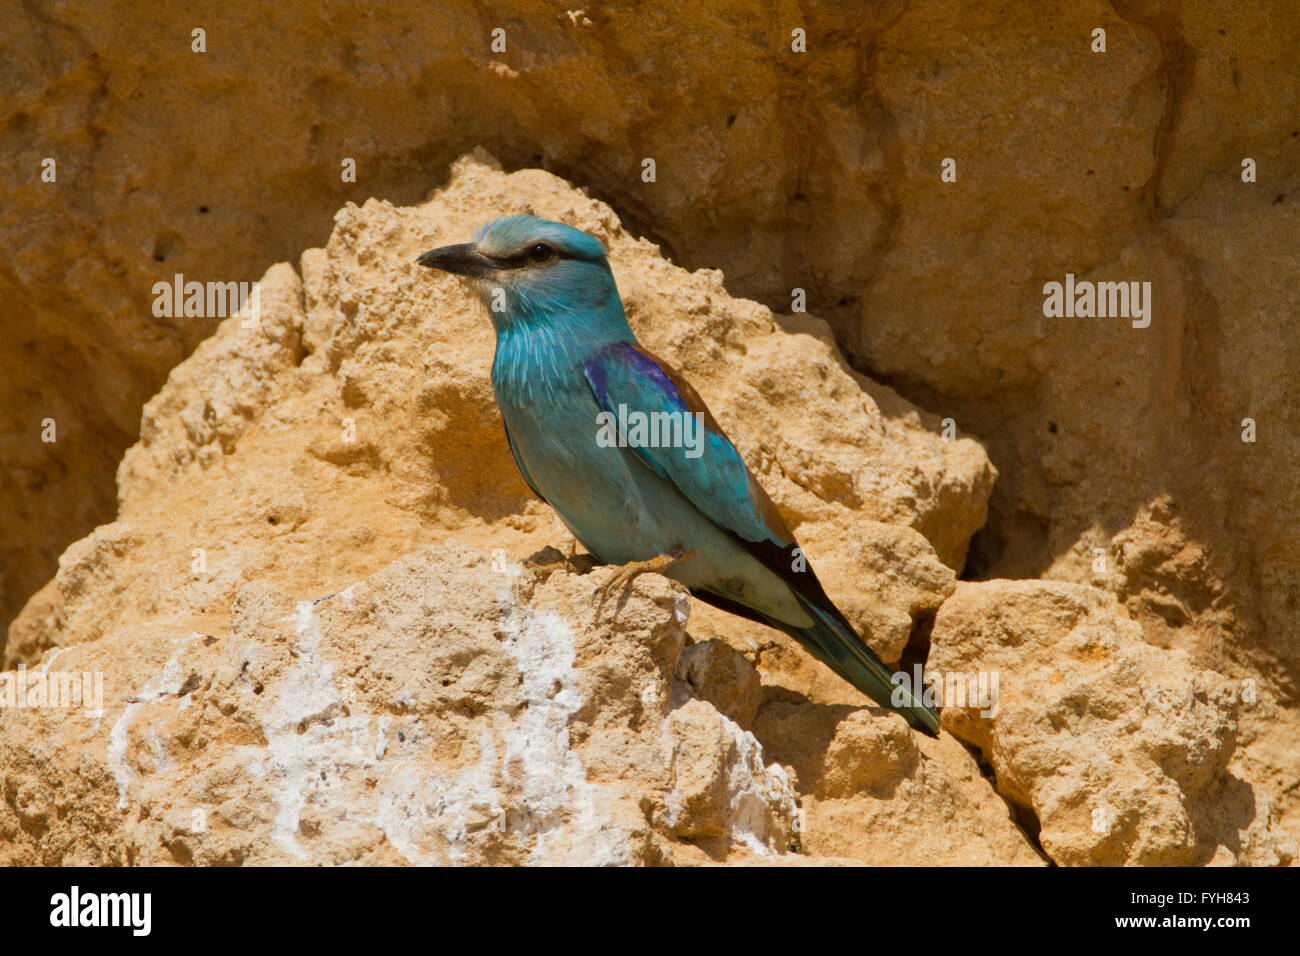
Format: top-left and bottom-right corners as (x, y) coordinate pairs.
(418, 216), (940, 736)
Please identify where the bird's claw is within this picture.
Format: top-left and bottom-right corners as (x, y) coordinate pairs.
(525, 540), (583, 580)
(594, 548), (695, 600)
(528, 559), (572, 579)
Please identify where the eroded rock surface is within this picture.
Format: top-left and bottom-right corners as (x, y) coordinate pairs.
(0, 545), (805, 865)
(3, 152), (1292, 866)
(930, 580), (1296, 866)
(5, 5), (1298, 857)
(3, 158), (1013, 865)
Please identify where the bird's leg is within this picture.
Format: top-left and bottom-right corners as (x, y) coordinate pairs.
(596, 547), (696, 597)
(525, 538), (581, 579)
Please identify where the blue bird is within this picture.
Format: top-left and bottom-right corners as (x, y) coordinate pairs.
(418, 215), (940, 736)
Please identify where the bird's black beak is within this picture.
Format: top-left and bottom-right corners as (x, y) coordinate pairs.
(417, 243), (496, 279)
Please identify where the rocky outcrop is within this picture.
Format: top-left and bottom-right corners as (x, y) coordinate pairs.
(9, 8), (1299, 733)
(5, 152), (992, 689)
(1, 544), (804, 865)
(930, 580), (1295, 866)
(2, 151), (1293, 866)
(2, 157), (1020, 864)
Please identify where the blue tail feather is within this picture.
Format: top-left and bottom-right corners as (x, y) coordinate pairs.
(794, 599), (941, 737)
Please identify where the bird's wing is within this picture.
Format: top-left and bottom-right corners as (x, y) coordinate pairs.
(583, 341), (793, 553)
(583, 341), (940, 736)
(502, 420), (546, 503)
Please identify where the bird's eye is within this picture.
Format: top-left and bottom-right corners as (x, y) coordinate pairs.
(528, 243), (554, 263)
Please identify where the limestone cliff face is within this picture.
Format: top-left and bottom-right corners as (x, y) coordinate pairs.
(1, 157), (1291, 865)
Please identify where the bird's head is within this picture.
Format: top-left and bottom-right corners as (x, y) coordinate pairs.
(418, 215), (628, 337)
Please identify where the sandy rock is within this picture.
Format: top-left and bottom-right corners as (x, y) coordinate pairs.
(0, 544), (801, 865)
(2, 101), (1291, 862)
(674, 639), (764, 731)
(753, 699), (1044, 866)
(930, 579), (1296, 866)
(1, 156), (1002, 864)
(663, 698), (796, 850)
(8, 152), (988, 692)
(5, 7), (1298, 860)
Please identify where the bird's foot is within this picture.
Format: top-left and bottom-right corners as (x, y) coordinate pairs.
(525, 540), (585, 580)
(595, 548), (696, 598)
